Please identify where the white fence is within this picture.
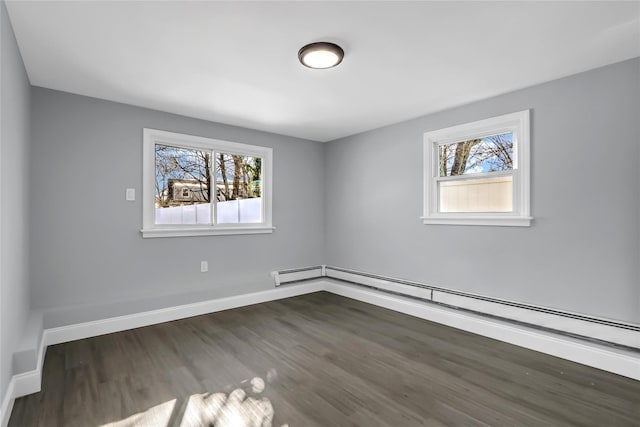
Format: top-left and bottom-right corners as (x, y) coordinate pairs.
(156, 198), (262, 225)
(439, 176), (512, 213)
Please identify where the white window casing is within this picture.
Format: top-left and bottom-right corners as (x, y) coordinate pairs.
(142, 128), (274, 238)
(422, 110), (532, 226)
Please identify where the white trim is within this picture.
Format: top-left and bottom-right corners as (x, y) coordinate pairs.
(8, 282), (324, 404)
(433, 291), (639, 349)
(423, 110), (531, 226)
(273, 267), (323, 285)
(270, 270), (281, 286)
(436, 170), (513, 183)
(421, 215), (532, 227)
(142, 128), (273, 238)
(141, 225), (275, 238)
(326, 268), (433, 300)
(323, 281), (640, 381)
(10, 371), (38, 405)
(43, 285), (319, 345)
(3, 279), (638, 424)
(324, 266), (638, 349)
(0, 378), (14, 427)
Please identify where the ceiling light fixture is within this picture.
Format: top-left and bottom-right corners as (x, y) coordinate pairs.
(298, 42), (344, 69)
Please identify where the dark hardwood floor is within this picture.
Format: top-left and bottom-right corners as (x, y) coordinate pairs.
(9, 291), (640, 426)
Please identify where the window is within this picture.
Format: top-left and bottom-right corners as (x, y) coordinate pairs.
(422, 110), (531, 226)
(142, 129), (273, 238)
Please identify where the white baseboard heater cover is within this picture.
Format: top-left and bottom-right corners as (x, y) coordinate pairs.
(271, 266), (324, 286)
(272, 265), (640, 351)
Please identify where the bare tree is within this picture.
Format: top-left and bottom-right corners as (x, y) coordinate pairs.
(480, 134), (513, 170)
(155, 145), (211, 205)
(231, 155), (243, 199)
(217, 153), (230, 200)
(450, 139), (482, 176)
(440, 134), (512, 177)
(155, 145), (182, 207)
(439, 145), (450, 177)
(157, 147), (264, 205)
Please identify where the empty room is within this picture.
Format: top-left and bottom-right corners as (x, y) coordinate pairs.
(1, 1), (639, 426)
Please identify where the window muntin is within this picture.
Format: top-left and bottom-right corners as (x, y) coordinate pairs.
(143, 129), (273, 238)
(423, 111), (531, 226)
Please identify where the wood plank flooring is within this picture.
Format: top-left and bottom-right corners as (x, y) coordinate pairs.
(9, 292), (640, 426)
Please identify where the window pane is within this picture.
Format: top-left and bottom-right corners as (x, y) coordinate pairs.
(155, 144), (212, 225)
(439, 175), (512, 213)
(215, 153), (263, 224)
(439, 132), (513, 177)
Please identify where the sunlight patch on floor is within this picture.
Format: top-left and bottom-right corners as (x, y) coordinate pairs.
(99, 373), (287, 427)
(100, 399), (176, 427)
(181, 387), (274, 427)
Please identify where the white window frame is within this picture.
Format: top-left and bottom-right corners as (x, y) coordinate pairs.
(422, 110), (532, 227)
(142, 128), (274, 238)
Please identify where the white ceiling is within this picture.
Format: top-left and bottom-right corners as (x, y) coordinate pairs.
(6, 1), (640, 142)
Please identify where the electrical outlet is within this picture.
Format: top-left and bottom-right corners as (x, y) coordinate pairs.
(200, 261), (208, 273)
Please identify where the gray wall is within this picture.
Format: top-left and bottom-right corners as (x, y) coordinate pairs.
(0, 0), (31, 407)
(325, 58), (640, 323)
(30, 88), (325, 309)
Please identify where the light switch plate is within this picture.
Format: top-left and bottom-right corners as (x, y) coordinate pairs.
(126, 188), (135, 201)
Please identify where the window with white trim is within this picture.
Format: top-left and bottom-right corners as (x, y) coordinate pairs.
(422, 110), (532, 226)
(142, 129), (273, 238)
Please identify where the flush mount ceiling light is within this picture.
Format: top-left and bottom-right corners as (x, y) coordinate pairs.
(298, 42), (344, 69)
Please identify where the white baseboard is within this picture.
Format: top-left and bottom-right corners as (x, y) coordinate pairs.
(1, 281), (324, 427)
(42, 281), (323, 346)
(0, 379), (15, 427)
(323, 280), (640, 381)
(432, 290), (639, 349)
(2, 278), (639, 427)
(323, 266), (639, 350)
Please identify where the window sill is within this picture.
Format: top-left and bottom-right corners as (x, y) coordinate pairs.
(421, 216), (532, 227)
(141, 225), (275, 238)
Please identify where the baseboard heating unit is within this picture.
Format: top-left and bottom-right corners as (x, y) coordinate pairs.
(272, 265), (640, 351)
(3, 266), (638, 427)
